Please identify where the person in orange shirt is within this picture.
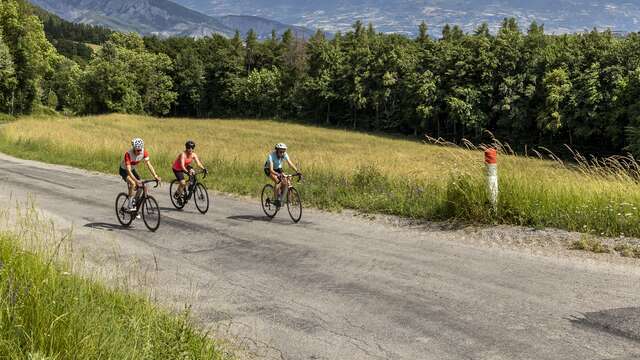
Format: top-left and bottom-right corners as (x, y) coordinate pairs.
(172, 140), (207, 200)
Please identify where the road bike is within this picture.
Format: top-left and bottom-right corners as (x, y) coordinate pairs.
(115, 179), (161, 232)
(261, 173), (303, 223)
(169, 169), (210, 214)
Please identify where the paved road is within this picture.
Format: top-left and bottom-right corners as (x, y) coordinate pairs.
(0, 153), (639, 360)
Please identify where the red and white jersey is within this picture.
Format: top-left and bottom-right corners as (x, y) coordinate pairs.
(120, 148), (149, 170)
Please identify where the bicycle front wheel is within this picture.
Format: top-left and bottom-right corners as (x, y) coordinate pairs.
(286, 187), (302, 223)
(115, 192), (134, 227)
(261, 184), (278, 218)
(194, 183), (210, 214)
(142, 195), (161, 232)
(169, 180), (186, 209)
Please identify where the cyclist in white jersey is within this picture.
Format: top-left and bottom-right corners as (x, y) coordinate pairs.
(119, 138), (161, 211)
(263, 143), (300, 207)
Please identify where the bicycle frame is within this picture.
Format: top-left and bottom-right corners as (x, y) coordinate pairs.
(278, 174), (302, 203)
(182, 170), (207, 202)
(131, 180), (159, 212)
(261, 172), (303, 222)
(116, 179), (161, 231)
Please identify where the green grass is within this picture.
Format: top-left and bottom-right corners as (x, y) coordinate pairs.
(570, 235), (611, 254)
(0, 209), (229, 359)
(0, 203), (231, 360)
(0, 113), (16, 123)
(1, 114), (639, 238)
(614, 243), (640, 258)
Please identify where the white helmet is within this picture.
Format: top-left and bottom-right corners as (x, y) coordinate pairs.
(275, 143), (287, 150)
(132, 138), (144, 150)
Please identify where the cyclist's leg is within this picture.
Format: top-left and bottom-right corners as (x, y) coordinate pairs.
(120, 167), (136, 205)
(264, 168), (277, 199)
(173, 169), (187, 196)
(127, 169), (141, 208)
(271, 169), (283, 200)
(126, 177), (135, 193)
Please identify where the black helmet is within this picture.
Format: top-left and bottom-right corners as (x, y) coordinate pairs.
(186, 140), (195, 149)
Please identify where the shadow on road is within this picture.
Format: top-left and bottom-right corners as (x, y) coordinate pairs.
(158, 206), (188, 213)
(227, 214), (274, 222)
(84, 222), (129, 231)
(227, 214), (311, 225)
(568, 307), (640, 342)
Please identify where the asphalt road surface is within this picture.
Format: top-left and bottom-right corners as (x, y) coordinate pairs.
(0, 153), (639, 360)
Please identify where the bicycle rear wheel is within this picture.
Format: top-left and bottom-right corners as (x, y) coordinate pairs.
(194, 183), (210, 214)
(286, 187), (302, 223)
(142, 195), (161, 232)
(115, 193), (134, 227)
(261, 184), (278, 218)
(169, 180), (186, 209)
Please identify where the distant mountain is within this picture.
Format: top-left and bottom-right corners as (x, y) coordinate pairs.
(174, 0), (640, 36)
(28, 0), (314, 39)
(218, 15), (313, 39)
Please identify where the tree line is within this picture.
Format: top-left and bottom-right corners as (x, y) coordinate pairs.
(2, 0), (640, 156)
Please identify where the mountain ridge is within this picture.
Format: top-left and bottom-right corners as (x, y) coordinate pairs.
(28, 0), (315, 39)
(175, 0), (640, 36)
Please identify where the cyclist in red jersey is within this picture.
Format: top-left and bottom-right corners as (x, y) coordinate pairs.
(120, 138), (161, 211)
(172, 140), (207, 199)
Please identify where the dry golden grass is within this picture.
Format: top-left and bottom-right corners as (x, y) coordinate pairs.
(1, 114), (639, 237)
(1, 114), (557, 178)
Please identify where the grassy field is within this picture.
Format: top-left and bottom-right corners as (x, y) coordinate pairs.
(0, 114), (639, 237)
(0, 206), (229, 359)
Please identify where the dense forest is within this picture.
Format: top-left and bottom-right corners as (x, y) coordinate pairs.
(2, 0), (640, 156)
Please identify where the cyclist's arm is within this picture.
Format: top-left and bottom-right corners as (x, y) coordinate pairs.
(286, 158), (299, 174)
(145, 159), (161, 181)
(193, 153), (205, 170)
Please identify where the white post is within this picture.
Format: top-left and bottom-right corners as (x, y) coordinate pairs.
(485, 148), (498, 210)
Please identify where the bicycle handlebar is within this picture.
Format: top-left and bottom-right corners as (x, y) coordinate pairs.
(285, 173), (303, 182)
(140, 179), (159, 188)
(183, 168), (208, 179)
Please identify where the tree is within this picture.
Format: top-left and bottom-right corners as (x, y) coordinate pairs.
(45, 88), (58, 109)
(407, 70), (437, 135)
(492, 18), (533, 138)
(537, 67), (571, 133)
(340, 21), (371, 128)
(174, 46), (205, 116)
(231, 67), (282, 117)
(245, 29), (258, 73)
(46, 55), (83, 113)
(301, 30), (343, 123)
(0, 30), (17, 114)
(417, 22), (429, 45)
(82, 45), (141, 114)
(82, 33), (176, 115)
(256, 30), (280, 69)
(199, 34), (244, 116)
(276, 28), (306, 117)
(0, 0), (57, 113)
